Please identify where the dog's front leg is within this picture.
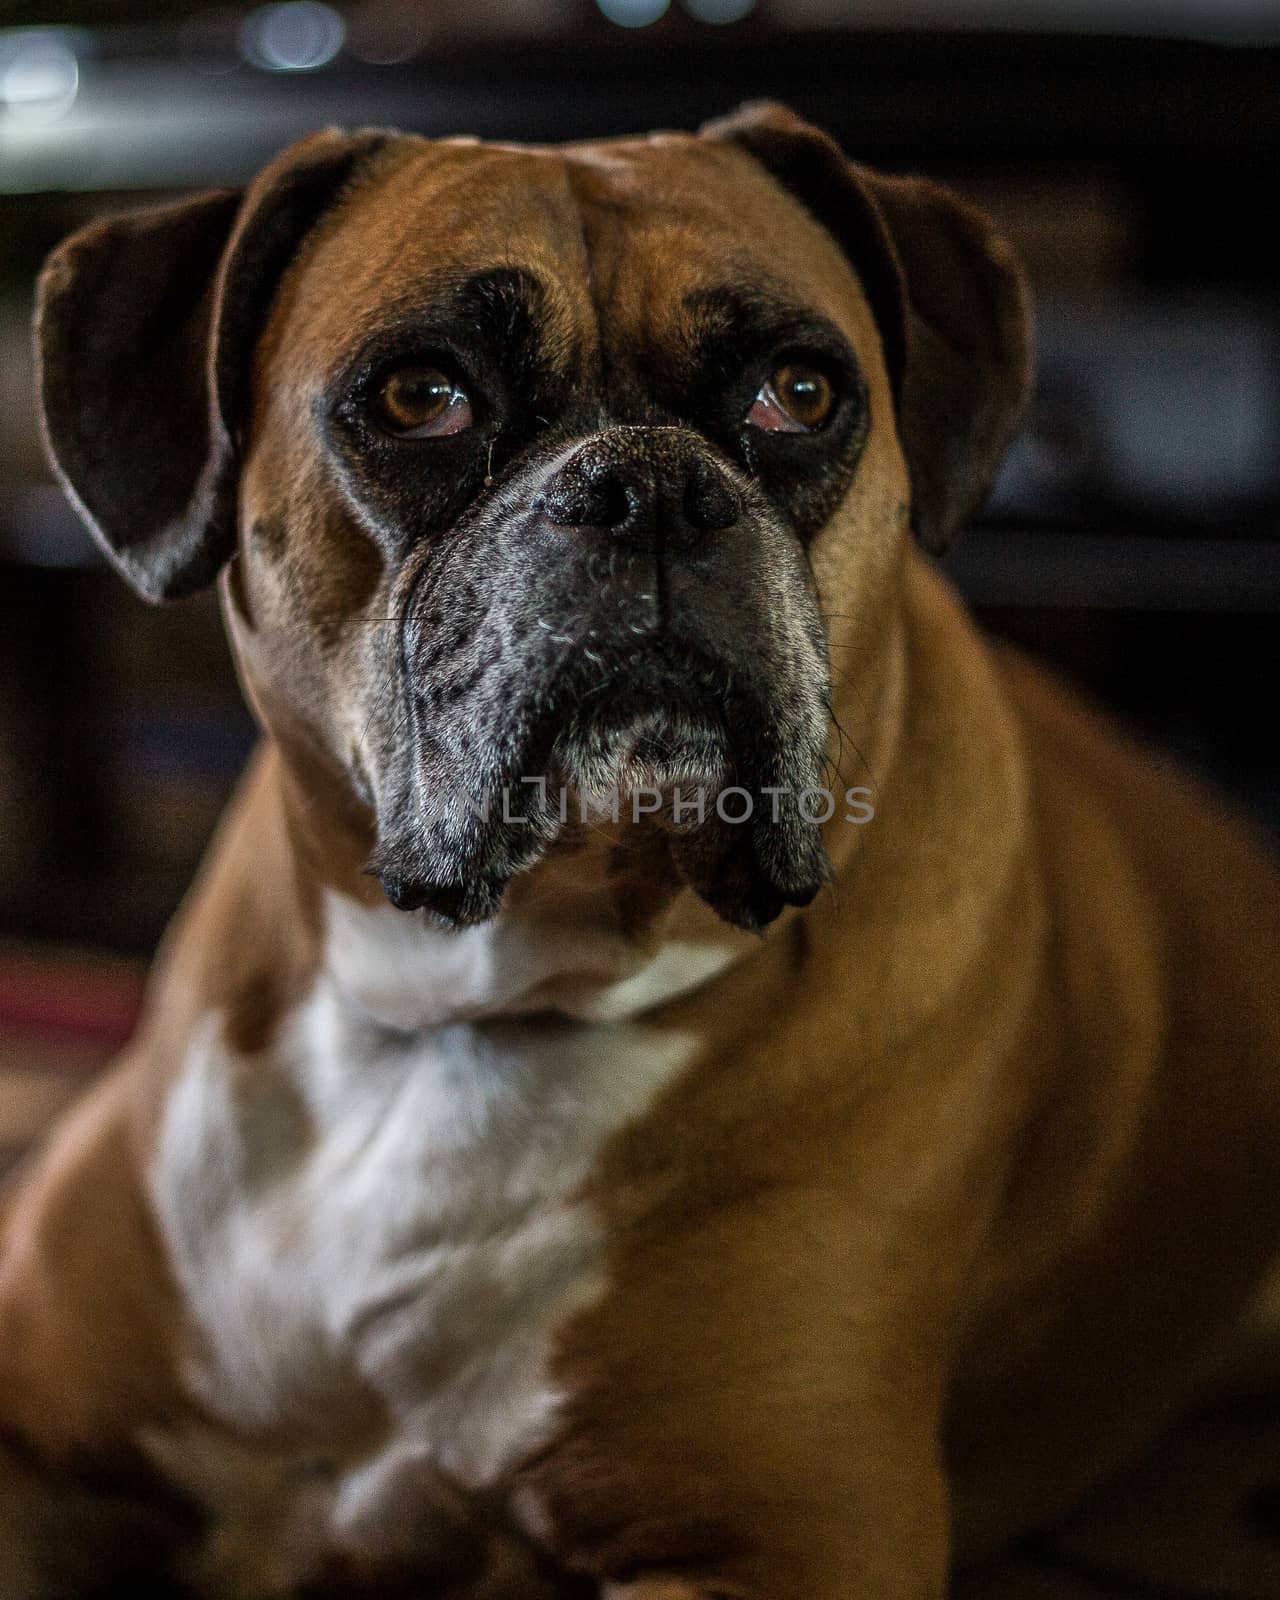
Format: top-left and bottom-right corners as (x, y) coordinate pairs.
(518, 1182), (954, 1600)
(594, 1486), (951, 1600)
(521, 1376), (952, 1600)
(594, 1494), (951, 1600)
(0, 1070), (201, 1597)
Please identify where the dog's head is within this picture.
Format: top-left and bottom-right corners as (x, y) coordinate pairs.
(35, 104), (1029, 932)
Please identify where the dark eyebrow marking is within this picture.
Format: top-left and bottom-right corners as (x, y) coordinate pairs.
(387, 265), (554, 385)
(327, 264), (583, 419)
(449, 266), (546, 347)
(442, 266), (559, 399)
(682, 283), (857, 372)
(444, 266), (585, 423)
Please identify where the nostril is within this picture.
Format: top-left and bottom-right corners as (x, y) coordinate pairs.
(684, 464), (741, 533)
(541, 466), (634, 531)
(593, 475), (635, 529)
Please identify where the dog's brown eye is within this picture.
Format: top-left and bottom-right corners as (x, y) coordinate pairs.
(746, 363), (836, 433)
(374, 366), (474, 438)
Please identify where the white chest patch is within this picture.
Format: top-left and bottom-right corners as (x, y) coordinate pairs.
(146, 895), (703, 1593)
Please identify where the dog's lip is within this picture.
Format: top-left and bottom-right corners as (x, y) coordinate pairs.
(379, 629), (830, 932)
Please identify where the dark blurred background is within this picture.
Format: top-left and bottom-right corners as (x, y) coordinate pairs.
(1, 0), (1278, 966)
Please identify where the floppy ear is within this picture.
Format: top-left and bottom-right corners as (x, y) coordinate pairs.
(34, 128), (388, 601)
(702, 102), (1031, 553)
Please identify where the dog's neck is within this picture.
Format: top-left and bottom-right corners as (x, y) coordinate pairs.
(316, 851), (752, 1031)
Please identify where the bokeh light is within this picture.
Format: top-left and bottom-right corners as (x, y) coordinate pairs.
(240, 1), (346, 72)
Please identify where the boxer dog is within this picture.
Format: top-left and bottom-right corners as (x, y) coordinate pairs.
(2, 102), (1278, 1599)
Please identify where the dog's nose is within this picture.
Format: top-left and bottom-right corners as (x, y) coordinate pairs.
(538, 430), (741, 549)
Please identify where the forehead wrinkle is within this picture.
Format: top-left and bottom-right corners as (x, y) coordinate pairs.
(563, 162), (726, 416)
(483, 159), (599, 380)
(561, 165), (630, 409)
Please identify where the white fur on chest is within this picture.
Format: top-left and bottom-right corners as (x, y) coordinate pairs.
(152, 988), (691, 1472)
(146, 895), (705, 1589)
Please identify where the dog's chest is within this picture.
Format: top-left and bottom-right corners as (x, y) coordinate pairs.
(148, 979), (693, 1495)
